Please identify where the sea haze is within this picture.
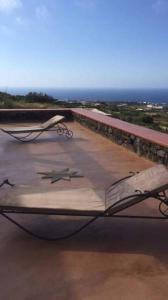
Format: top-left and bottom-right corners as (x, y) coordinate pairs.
(4, 88), (168, 103)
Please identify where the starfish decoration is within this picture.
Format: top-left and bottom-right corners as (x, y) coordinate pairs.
(37, 168), (84, 183)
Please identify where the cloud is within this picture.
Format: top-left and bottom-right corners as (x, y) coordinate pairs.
(35, 5), (49, 19)
(152, 0), (168, 14)
(0, 0), (22, 14)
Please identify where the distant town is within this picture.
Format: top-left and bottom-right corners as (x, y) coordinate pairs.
(0, 91), (168, 133)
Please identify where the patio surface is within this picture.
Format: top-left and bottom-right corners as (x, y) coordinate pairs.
(0, 121), (168, 300)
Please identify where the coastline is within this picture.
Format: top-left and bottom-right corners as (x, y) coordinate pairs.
(2, 87), (168, 104)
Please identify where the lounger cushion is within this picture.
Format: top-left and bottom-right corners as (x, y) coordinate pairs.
(1, 126), (43, 134)
(41, 115), (64, 129)
(0, 186), (105, 216)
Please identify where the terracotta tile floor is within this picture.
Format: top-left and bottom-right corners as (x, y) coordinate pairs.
(0, 121), (168, 300)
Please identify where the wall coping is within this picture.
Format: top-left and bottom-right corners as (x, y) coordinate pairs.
(71, 108), (168, 148)
(0, 108), (70, 112)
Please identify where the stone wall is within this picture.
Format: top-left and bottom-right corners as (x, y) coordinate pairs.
(0, 109), (73, 123)
(74, 113), (168, 166)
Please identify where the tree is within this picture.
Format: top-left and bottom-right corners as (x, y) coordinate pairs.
(142, 115), (154, 124)
(25, 92), (54, 103)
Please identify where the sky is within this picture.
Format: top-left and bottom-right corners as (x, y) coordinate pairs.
(0, 0), (168, 88)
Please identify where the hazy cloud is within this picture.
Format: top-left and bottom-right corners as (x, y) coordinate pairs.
(152, 0), (168, 14)
(0, 0), (22, 14)
(35, 5), (49, 19)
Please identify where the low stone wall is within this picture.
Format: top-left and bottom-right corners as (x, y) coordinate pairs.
(1, 107), (168, 166)
(73, 112), (168, 166)
(0, 109), (73, 123)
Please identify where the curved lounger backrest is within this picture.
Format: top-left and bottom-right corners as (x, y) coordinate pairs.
(41, 115), (64, 129)
(106, 164), (168, 215)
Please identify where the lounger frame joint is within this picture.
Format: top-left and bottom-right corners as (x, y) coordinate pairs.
(0, 179), (15, 188)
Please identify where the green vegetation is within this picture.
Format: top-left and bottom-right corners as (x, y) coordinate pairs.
(0, 92), (59, 109)
(92, 102), (168, 133)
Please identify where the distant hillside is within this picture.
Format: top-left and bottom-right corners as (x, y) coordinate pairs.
(0, 92), (58, 108)
(0, 91), (86, 109)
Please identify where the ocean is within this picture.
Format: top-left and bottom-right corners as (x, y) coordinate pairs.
(4, 88), (168, 103)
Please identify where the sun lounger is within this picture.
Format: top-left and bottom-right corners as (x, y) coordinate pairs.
(0, 165), (168, 240)
(0, 115), (73, 142)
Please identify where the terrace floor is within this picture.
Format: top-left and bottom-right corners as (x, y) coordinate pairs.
(0, 121), (168, 300)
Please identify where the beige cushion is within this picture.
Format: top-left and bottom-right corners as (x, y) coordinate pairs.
(2, 126), (43, 134)
(41, 115), (64, 129)
(0, 186), (105, 216)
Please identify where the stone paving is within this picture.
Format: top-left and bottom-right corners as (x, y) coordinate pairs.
(0, 121), (168, 300)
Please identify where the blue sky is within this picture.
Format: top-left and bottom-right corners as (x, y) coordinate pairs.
(0, 0), (168, 88)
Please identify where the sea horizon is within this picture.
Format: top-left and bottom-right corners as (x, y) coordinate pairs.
(1, 87), (168, 104)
